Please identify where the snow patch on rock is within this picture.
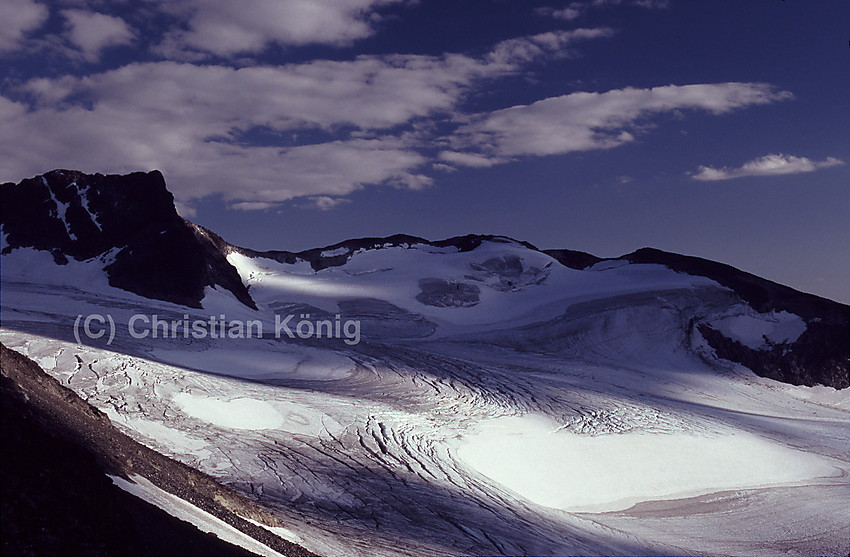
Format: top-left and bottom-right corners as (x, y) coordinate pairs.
(710, 310), (807, 349)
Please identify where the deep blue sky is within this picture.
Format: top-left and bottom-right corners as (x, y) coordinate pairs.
(1, 0), (848, 302)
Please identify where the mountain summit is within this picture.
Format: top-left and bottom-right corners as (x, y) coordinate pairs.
(2, 169), (846, 389)
(1, 169), (253, 309)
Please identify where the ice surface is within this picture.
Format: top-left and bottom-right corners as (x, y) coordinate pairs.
(228, 243), (723, 336)
(1, 239), (848, 557)
(458, 413), (842, 513)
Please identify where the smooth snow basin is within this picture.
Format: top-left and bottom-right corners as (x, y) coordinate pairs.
(458, 414), (839, 513)
(173, 393), (284, 430)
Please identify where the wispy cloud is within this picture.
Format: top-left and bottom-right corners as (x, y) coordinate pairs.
(437, 151), (507, 168)
(0, 2), (802, 213)
(536, 0), (669, 22)
(301, 196), (353, 210)
(61, 10), (136, 62)
(692, 154), (844, 181)
(534, 7), (582, 21)
(488, 28), (615, 65)
(0, 0), (48, 53)
(229, 201), (280, 211)
(450, 83), (792, 159)
(0, 28), (614, 207)
(0, 76), (796, 208)
(151, 0), (409, 58)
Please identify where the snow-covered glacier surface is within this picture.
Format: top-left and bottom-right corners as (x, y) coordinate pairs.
(2, 242), (848, 557)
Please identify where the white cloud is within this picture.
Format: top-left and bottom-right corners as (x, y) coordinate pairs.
(590, 0), (670, 8)
(61, 10), (135, 62)
(174, 200), (198, 218)
(0, 90), (429, 204)
(535, 7), (582, 21)
(151, 0), (406, 57)
(21, 53), (517, 133)
(451, 83), (792, 158)
(0, 0), (48, 53)
(0, 22), (795, 212)
(1, 28), (615, 206)
(488, 28), (615, 65)
(536, 0), (669, 22)
(437, 151), (507, 168)
(692, 154), (844, 181)
(629, 0), (671, 8)
(2, 56), (473, 202)
(229, 201), (280, 211)
(302, 196), (352, 210)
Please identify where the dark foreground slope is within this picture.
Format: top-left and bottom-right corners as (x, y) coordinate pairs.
(0, 343), (314, 557)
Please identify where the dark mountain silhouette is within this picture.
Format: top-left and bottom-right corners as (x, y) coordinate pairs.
(1, 169), (254, 309)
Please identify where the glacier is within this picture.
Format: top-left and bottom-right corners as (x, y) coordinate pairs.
(1, 236), (848, 557)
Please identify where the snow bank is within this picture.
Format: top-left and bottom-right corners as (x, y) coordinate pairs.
(173, 393), (284, 430)
(458, 414), (840, 513)
(710, 310), (807, 349)
(320, 247), (349, 258)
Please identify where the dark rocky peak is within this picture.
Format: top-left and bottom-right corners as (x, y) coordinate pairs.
(1, 169), (176, 261)
(1, 170), (254, 310)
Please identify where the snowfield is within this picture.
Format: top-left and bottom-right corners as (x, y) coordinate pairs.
(1, 243), (848, 557)
(458, 414), (840, 513)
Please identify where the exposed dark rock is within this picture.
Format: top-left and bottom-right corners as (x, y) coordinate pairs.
(470, 254), (551, 291)
(0, 343), (316, 557)
(239, 234), (429, 271)
(416, 278), (480, 307)
(697, 321), (849, 389)
(1, 170), (255, 309)
(542, 248), (603, 270)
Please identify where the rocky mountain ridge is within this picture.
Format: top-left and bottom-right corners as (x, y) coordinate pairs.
(2, 169), (847, 389)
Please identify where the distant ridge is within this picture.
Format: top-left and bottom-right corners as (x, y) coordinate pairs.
(2, 169), (847, 389)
